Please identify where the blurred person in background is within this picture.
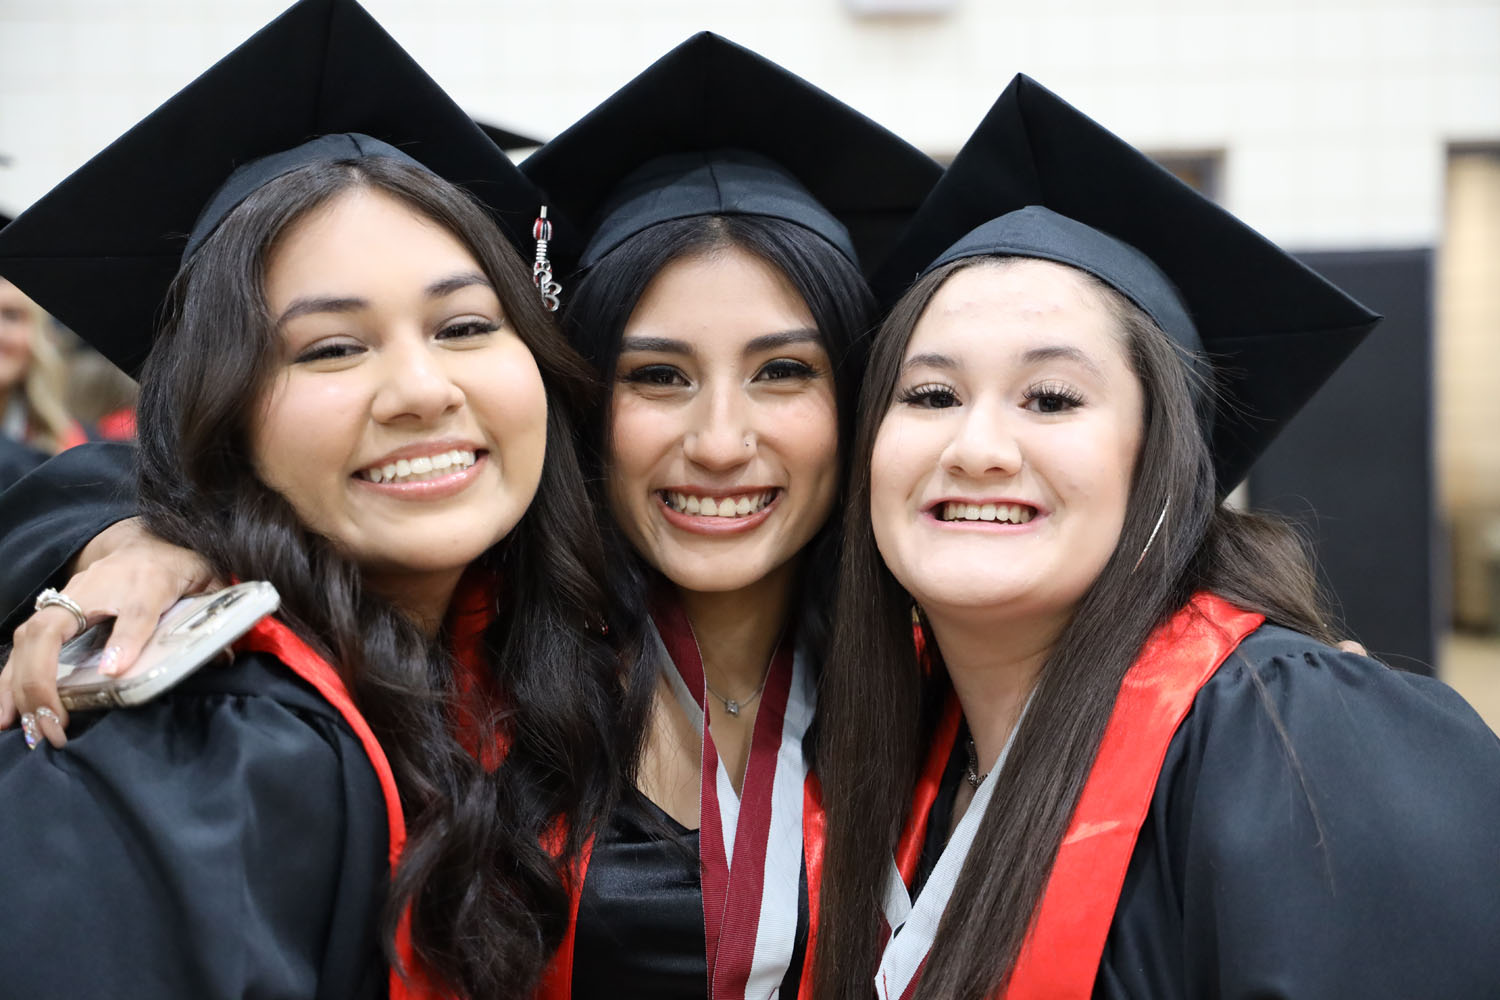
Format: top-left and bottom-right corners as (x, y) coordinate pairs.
(65, 345), (139, 441)
(0, 265), (88, 486)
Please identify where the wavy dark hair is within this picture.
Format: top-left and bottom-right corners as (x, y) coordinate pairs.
(560, 214), (878, 761)
(814, 256), (1335, 1000)
(133, 157), (624, 997)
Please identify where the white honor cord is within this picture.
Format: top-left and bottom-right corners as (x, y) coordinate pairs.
(874, 694), (1035, 1000)
(653, 623), (744, 845)
(746, 647), (814, 997)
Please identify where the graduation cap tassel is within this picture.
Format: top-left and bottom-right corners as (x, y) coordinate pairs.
(532, 206), (562, 312)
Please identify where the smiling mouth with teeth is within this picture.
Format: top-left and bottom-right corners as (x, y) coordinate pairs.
(660, 489), (778, 518)
(359, 449), (478, 485)
(938, 501), (1038, 524)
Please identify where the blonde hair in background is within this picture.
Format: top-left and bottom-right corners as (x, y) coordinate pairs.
(2, 279), (76, 453)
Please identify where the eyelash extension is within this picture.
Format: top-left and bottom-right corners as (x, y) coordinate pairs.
(294, 342), (362, 364)
(897, 382), (960, 407)
(758, 358), (820, 381)
(439, 319), (501, 339)
(1023, 380), (1086, 408)
(618, 364), (686, 387)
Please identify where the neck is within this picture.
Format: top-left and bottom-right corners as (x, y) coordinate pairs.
(369, 567), (465, 639)
(675, 558), (797, 696)
(925, 605), (1068, 772)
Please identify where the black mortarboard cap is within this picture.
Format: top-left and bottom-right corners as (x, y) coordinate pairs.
(874, 74), (1379, 492)
(0, 0), (542, 377)
(521, 32), (942, 278)
(475, 121), (545, 153)
(0, 211), (12, 231)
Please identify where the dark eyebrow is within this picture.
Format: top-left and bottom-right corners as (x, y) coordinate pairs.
(275, 272), (492, 329)
(619, 336), (694, 356)
(426, 271), (492, 299)
(275, 296), (367, 328)
(744, 328), (821, 355)
(1020, 345), (1106, 378)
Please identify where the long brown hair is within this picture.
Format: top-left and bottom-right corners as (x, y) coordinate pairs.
(814, 256), (1333, 999)
(134, 157), (626, 997)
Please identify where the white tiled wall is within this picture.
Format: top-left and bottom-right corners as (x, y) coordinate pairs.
(1, 0), (1497, 250)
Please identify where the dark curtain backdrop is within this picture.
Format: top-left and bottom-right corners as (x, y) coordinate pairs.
(1249, 247), (1437, 674)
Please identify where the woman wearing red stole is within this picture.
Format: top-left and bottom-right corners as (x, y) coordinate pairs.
(811, 76), (1500, 1000)
(0, 28), (942, 1000)
(0, 4), (623, 998)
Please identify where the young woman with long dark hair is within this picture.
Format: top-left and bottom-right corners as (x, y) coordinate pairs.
(812, 76), (1500, 1000)
(0, 5), (624, 997)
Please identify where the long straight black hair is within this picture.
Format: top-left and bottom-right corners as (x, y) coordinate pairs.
(814, 256), (1334, 1000)
(560, 214), (878, 766)
(134, 157), (625, 998)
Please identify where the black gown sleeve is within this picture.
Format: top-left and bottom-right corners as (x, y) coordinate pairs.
(0, 441), (138, 634)
(0, 437), (48, 493)
(1099, 625), (1500, 999)
(0, 652), (389, 1000)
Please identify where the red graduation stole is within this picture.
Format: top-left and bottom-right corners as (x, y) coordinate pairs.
(892, 592), (1264, 1000)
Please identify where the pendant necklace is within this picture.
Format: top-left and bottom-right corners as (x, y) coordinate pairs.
(965, 737), (990, 789)
(690, 620), (779, 718)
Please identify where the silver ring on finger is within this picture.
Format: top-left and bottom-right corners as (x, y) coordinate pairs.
(33, 588), (88, 637)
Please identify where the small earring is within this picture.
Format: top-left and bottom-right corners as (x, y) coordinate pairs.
(532, 206), (562, 312)
(1131, 499), (1169, 573)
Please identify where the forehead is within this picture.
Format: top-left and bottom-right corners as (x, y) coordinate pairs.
(623, 244), (817, 349)
(264, 188), (481, 301)
(907, 258), (1125, 361)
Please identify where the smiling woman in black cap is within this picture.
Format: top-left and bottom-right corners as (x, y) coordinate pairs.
(812, 76), (1500, 1000)
(0, 2), (625, 998)
(518, 34), (938, 1000)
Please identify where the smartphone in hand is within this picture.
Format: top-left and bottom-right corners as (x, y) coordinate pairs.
(56, 582), (280, 712)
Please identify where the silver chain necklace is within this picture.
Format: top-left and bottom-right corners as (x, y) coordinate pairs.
(687, 619), (779, 718)
(965, 737), (990, 789)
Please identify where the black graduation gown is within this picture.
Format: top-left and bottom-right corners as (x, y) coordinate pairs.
(0, 651), (389, 1000)
(917, 625), (1500, 999)
(0, 441), (136, 634)
(571, 790), (810, 998)
(0, 436), (48, 492)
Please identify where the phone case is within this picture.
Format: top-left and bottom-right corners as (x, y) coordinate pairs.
(55, 581), (281, 711)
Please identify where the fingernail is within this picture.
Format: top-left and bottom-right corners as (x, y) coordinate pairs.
(99, 646), (122, 676)
(34, 708), (66, 748)
(20, 713), (40, 750)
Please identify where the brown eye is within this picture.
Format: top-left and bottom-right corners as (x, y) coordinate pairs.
(756, 359), (817, 382)
(898, 384), (960, 409)
(621, 364), (688, 387)
(1022, 381), (1085, 413)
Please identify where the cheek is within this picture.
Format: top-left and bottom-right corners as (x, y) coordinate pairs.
(490, 362), (549, 456)
(868, 415), (924, 551)
(605, 395), (662, 493)
(249, 376), (359, 502)
(779, 385), (841, 486)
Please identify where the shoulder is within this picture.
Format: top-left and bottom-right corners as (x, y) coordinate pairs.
(1105, 625), (1500, 996)
(1179, 622), (1498, 767)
